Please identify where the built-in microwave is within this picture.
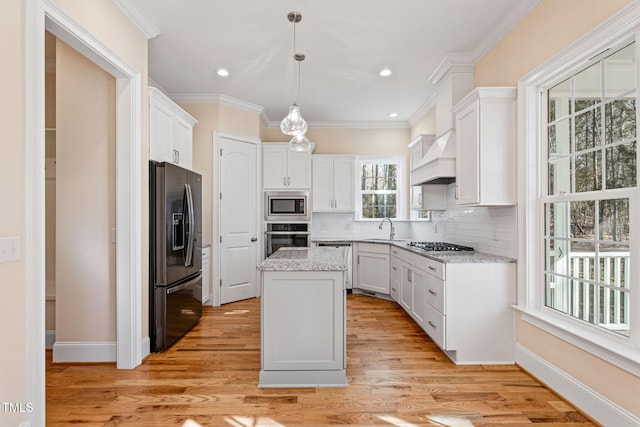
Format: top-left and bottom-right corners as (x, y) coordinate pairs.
(264, 191), (310, 221)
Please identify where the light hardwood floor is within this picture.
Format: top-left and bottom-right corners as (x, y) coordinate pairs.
(46, 294), (599, 426)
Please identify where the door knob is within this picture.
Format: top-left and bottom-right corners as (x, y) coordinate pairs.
(251, 237), (258, 242)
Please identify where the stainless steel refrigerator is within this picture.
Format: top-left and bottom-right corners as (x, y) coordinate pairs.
(149, 161), (203, 352)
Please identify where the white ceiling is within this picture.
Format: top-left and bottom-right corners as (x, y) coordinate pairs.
(123, 0), (539, 127)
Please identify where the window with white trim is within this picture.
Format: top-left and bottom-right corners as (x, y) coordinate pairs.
(356, 156), (406, 220)
(543, 42), (636, 337)
(517, 3), (640, 377)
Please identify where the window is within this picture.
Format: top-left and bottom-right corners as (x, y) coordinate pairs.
(518, 14), (640, 373)
(356, 156), (406, 220)
(543, 43), (636, 337)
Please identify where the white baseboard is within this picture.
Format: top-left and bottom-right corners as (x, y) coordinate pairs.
(515, 344), (640, 427)
(141, 336), (150, 360)
(45, 330), (55, 349)
(52, 341), (116, 363)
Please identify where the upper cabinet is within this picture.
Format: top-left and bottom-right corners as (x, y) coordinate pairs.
(408, 134), (434, 171)
(149, 87), (198, 170)
(410, 184), (447, 211)
(263, 143), (312, 190)
(312, 155), (355, 212)
(453, 87), (516, 206)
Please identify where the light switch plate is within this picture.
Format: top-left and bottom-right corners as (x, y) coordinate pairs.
(0, 236), (21, 263)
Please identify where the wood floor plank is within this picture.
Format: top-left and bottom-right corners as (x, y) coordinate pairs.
(46, 294), (600, 426)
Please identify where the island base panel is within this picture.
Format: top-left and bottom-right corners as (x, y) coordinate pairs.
(258, 369), (347, 388)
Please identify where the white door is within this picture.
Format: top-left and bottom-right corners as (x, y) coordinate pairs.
(220, 136), (259, 303)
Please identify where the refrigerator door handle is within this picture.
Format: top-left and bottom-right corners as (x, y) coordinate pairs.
(166, 274), (201, 295)
(185, 183), (195, 266)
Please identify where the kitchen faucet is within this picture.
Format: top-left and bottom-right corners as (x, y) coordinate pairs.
(379, 217), (395, 241)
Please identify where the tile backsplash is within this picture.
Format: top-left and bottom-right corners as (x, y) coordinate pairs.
(311, 184), (516, 259)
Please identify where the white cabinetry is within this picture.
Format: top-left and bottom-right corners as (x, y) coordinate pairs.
(312, 155), (355, 212)
(408, 134), (435, 171)
(355, 243), (389, 294)
(260, 269), (346, 387)
(148, 86), (197, 170)
(392, 247), (431, 327)
(263, 143), (312, 190)
(453, 87), (516, 206)
(410, 184), (447, 211)
(201, 246), (211, 304)
(392, 246), (515, 364)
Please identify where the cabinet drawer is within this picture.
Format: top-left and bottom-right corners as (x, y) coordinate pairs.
(390, 277), (399, 302)
(424, 275), (445, 313)
(390, 256), (401, 282)
(423, 257), (444, 280)
(402, 248), (445, 281)
(357, 242), (389, 254)
(423, 304), (445, 350)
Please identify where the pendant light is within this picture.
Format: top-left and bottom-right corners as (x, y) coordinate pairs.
(289, 133), (311, 152)
(280, 11), (311, 151)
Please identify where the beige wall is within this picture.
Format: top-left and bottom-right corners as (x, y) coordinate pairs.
(0, 1), (147, 423)
(475, 0), (639, 417)
(0, 1), (27, 424)
(475, 0), (632, 86)
(261, 126), (411, 156)
(181, 103), (261, 246)
(55, 39), (117, 343)
(409, 107), (436, 140)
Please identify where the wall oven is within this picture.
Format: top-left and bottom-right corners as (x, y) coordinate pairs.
(264, 191), (310, 222)
(265, 223), (310, 257)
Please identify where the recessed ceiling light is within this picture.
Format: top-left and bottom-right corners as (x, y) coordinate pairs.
(216, 68), (229, 77)
(379, 68), (393, 77)
(388, 113), (398, 118)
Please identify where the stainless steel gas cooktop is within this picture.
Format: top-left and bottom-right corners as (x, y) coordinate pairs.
(408, 242), (474, 252)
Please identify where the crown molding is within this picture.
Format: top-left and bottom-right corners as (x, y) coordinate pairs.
(472, 0), (541, 63)
(428, 52), (475, 86)
(408, 94), (436, 127)
(111, 0), (160, 39)
(171, 93), (264, 115)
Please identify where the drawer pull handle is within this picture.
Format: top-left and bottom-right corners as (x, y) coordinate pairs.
(428, 289), (437, 296)
(428, 321), (436, 329)
(392, 266), (397, 271)
(392, 250), (398, 254)
(391, 287), (397, 292)
(428, 266), (436, 271)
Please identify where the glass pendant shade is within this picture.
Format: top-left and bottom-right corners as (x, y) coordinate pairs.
(288, 133), (311, 152)
(280, 104), (308, 136)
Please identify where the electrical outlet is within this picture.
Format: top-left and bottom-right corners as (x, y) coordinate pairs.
(0, 236), (21, 263)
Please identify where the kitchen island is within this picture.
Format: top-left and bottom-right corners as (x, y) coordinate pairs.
(257, 247), (348, 388)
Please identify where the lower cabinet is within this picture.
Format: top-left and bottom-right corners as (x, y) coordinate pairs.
(201, 246), (210, 304)
(391, 246), (515, 364)
(355, 243), (389, 294)
(260, 269), (347, 387)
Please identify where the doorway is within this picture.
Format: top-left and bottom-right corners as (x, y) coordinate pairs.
(25, 1), (142, 424)
(213, 132), (262, 305)
(45, 32), (118, 362)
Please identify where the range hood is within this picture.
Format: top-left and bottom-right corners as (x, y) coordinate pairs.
(410, 53), (474, 185)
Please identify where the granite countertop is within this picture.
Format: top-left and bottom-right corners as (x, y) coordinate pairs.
(312, 238), (515, 264)
(258, 247), (348, 272)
